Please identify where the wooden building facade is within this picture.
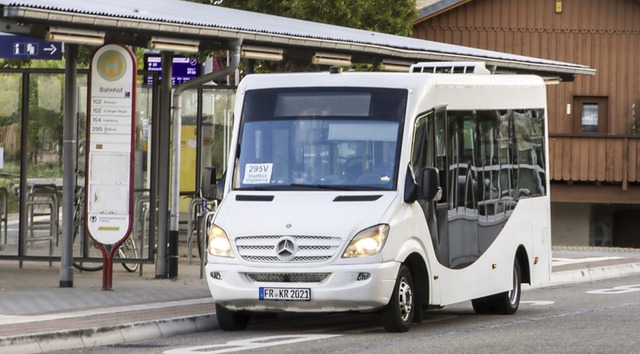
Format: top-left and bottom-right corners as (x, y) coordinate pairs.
(414, 0), (640, 247)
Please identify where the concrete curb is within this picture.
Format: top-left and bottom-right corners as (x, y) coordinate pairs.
(550, 262), (640, 286)
(0, 314), (216, 354)
(552, 246), (640, 253)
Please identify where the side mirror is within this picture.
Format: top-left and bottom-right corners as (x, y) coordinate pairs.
(201, 166), (219, 200)
(418, 167), (441, 201)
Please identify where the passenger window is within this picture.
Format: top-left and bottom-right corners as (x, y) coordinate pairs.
(411, 112), (430, 180)
(447, 112), (476, 212)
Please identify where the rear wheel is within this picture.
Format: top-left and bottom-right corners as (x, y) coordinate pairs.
(72, 224), (103, 272)
(381, 265), (415, 332)
(216, 304), (251, 331)
(489, 260), (521, 314)
(472, 260), (521, 315)
(471, 297), (491, 314)
(117, 237), (139, 273)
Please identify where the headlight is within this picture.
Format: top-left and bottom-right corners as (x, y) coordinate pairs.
(343, 224), (390, 258)
(208, 224), (234, 258)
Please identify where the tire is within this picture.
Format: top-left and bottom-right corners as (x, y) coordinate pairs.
(381, 265), (415, 332)
(471, 297), (492, 314)
(471, 260), (522, 315)
(72, 259), (102, 272)
(117, 237), (139, 273)
(191, 228), (202, 259)
(489, 260), (521, 315)
(216, 303), (251, 331)
(196, 228), (203, 259)
(72, 223), (103, 272)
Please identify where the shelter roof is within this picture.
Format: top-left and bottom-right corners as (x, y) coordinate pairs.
(0, 0), (594, 79)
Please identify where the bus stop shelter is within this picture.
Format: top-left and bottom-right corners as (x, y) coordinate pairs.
(0, 0), (594, 287)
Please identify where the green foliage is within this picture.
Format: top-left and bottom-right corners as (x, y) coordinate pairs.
(188, 0), (417, 73)
(210, 0), (416, 36)
(633, 106), (640, 135)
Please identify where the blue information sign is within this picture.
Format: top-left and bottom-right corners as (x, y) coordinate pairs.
(0, 33), (63, 60)
(144, 54), (200, 85)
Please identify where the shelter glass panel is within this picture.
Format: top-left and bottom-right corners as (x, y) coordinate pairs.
(0, 73), (22, 255)
(23, 73), (65, 258)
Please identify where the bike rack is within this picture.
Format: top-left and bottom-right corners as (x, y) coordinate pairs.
(134, 193), (150, 247)
(0, 187), (7, 244)
(186, 196), (203, 264)
(134, 192), (159, 276)
(187, 196), (217, 264)
(24, 184), (60, 258)
(199, 208), (217, 278)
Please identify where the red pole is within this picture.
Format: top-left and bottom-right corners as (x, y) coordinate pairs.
(98, 240), (124, 291)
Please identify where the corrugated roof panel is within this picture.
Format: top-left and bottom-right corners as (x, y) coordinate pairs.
(417, 0), (469, 21)
(0, 0), (593, 75)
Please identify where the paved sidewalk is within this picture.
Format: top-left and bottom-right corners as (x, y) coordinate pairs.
(0, 257), (214, 354)
(1, 247), (640, 353)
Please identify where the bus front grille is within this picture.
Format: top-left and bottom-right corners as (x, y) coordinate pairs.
(236, 235), (342, 263)
(245, 272), (331, 283)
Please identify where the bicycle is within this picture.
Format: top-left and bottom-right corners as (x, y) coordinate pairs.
(72, 186), (139, 272)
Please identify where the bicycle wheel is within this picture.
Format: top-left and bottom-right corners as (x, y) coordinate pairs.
(117, 236), (139, 272)
(193, 227), (203, 259)
(72, 211), (103, 272)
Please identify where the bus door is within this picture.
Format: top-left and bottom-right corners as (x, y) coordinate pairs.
(411, 107), (449, 266)
(446, 111), (479, 269)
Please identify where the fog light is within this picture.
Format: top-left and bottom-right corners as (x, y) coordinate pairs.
(210, 271), (221, 280)
(357, 272), (371, 281)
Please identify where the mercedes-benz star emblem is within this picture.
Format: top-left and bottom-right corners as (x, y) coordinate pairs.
(275, 236), (296, 262)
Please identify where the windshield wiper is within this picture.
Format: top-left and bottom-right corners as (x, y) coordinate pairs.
(238, 186), (282, 191)
(289, 183), (359, 191)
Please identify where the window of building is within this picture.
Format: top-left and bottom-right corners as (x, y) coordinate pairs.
(573, 96), (608, 134)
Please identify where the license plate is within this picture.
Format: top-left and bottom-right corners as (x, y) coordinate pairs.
(259, 287), (311, 301)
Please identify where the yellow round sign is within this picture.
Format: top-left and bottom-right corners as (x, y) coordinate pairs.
(96, 50), (127, 81)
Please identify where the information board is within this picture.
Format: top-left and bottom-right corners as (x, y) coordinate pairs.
(144, 54), (199, 85)
(86, 44), (136, 245)
(0, 33), (62, 60)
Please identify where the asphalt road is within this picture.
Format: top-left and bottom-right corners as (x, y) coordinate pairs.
(67, 274), (640, 354)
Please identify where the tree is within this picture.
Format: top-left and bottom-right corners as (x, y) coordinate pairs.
(188, 0), (416, 73)
(194, 0), (417, 36)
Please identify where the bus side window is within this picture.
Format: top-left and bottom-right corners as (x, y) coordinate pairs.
(411, 112), (430, 182)
(434, 107), (447, 203)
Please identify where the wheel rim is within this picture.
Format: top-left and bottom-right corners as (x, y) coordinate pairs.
(397, 277), (414, 322)
(507, 266), (519, 305)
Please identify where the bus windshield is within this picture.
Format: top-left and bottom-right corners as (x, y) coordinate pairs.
(234, 87), (407, 191)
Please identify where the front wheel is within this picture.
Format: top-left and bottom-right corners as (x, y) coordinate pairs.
(216, 304), (251, 331)
(381, 265), (415, 332)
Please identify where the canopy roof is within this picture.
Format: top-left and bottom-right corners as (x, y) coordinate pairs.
(0, 0), (594, 79)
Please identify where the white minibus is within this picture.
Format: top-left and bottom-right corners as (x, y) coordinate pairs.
(203, 62), (552, 332)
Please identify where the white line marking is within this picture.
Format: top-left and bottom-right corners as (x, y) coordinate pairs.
(552, 257), (624, 267)
(0, 297), (214, 325)
(164, 334), (341, 354)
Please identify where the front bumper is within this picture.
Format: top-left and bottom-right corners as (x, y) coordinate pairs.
(206, 261), (400, 313)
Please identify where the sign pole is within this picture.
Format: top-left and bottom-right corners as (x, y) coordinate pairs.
(86, 43), (137, 290)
